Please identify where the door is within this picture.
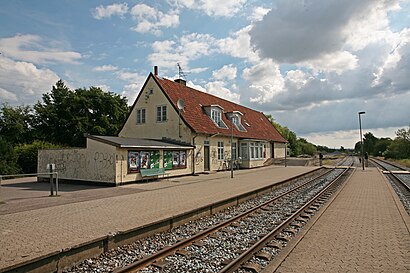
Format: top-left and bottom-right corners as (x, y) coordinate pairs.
(271, 143), (274, 158)
(204, 146), (210, 171)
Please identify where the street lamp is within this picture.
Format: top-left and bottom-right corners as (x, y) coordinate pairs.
(358, 111), (365, 170)
(230, 116), (234, 179)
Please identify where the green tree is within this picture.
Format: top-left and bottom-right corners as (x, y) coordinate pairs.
(297, 138), (317, 156)
(373, 138), (392, 156)
(0, 104), (35, 145)
(15, 141), (61, 174)
(385, 126), (410, 159)
(0, 137), (21, 175)
(34, 80), (129, 147)
(363, 132), (378, 155)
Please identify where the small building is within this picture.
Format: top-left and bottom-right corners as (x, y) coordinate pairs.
(38, 67), (286, 185)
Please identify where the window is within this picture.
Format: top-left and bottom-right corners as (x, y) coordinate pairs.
(136, 109), (146, 124)
(240, 143), (248, 159)
(255, 143), (259, 158)
(250, 143), (255, 159)
(231, 115), (246, 131)
(218, 141), (224, 160)
(232, 142), (237, 160)
(156, 105), (167, 122)
(210, 108), (227, 128)
(211, 109), (221, 125)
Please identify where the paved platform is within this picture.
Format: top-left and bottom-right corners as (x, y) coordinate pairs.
(0, 165), (315, 271)
(270, 167), (410, 273)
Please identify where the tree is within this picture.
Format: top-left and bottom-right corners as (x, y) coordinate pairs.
(373, 138), (392, 156)
(15, 141), (60, 174)
(363, 132), (377, 155)
(0, 104), (35, 145)
(34, 80), (129, 147)
(0, 137), (20, 174)
(385, 126), (410, 159)
(265, 114), (316, 156)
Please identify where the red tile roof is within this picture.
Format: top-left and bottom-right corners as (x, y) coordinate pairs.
(153, 74), (286, 143)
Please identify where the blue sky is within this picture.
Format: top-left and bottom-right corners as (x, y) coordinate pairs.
(1, 0), (409, 148)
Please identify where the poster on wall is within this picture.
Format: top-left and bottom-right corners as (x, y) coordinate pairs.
(140, 152), (150, 169)
(150, 151), (160, 169)
(172, 151), (180, 167)
(163, 151), (173, 170)
(128, 151), (140, 173)
(179, 151), (186, 167)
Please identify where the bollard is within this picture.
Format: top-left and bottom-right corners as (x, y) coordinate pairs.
(55, 172), (59, 196)
(48, 164), (55, 196)
(0, 175), (3, 204)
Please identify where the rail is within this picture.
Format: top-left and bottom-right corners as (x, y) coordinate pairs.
(219, 167), (350, 273)
(113, 168), (341, 273)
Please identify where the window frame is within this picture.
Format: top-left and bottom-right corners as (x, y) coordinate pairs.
(136, 108), (146, 124)
(217, 141), (224, 160)
(156, 105), (167, 122)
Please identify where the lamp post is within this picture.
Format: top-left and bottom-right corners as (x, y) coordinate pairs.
(230, 116), (234, 179)
(358, 111), (365, 170)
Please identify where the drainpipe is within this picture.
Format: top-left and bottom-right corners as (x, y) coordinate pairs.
(192, 134), (198, 175)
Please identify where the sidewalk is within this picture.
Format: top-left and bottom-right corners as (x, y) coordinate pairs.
(0, 165), (314, 271)
(271, 167), (410, 273)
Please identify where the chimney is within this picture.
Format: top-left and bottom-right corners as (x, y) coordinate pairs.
(154, 66), (158, 76)
(174, 79), (186, 86)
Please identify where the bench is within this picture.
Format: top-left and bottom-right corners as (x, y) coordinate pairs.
(140, 168), (168, 182)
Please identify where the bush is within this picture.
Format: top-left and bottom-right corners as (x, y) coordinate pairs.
(0, 137), (21, 175)
(15, 141), (61, 174)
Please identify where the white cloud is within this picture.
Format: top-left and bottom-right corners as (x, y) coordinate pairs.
(130, 4), (179, 35)
(93, 65), (119, 72)
(170, 0), (247, 17)
(92, 3), (129, 20)
(298, 51), (359, 75)
(148, 33), (216, 71)
(373, 28), (410, 88)
(122, 83), (144, 105)
(248, 6), (271, 22)
(0, 34), (81, 64)
(242, 59), (285, 104)
(0, 55), (59, 105)
(301, 127), (401, 149)
(285, 70), (313, 90)
(217, 25), (259, 62)
(212, 64), (237, 81)
(116, 71), (144, 82)
(204, 81), (240, 103)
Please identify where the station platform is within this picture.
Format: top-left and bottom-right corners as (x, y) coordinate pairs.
(0, 165), (315, 272)
(268, 167), (410, 273)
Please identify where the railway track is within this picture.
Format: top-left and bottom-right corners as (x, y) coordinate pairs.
(111, 167), (351, 273)
(370, 158), (410, 214)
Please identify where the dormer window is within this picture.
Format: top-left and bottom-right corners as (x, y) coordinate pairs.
(227, 111), (246, 132)
(211, 109), (222, 126)
(203, 105), (228, 129)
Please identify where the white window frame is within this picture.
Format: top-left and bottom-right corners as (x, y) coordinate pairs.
(217, 141), (224, 160)
(240, 143), (248, 160)
(210, 107), (227, 128)
(232, 142), (237, 160)
(156, 105), (167, 122)
(136, 108), (146, 124)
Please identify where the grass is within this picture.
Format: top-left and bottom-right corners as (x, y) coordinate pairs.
(391, 159), (410, 168)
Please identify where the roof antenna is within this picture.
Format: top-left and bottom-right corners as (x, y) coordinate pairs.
(177, 63), (187, 80)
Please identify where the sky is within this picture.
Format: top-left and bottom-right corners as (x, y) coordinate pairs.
(0, 0), (409, 148)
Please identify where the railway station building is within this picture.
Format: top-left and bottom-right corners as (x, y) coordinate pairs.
(38, 67), (286, 185)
